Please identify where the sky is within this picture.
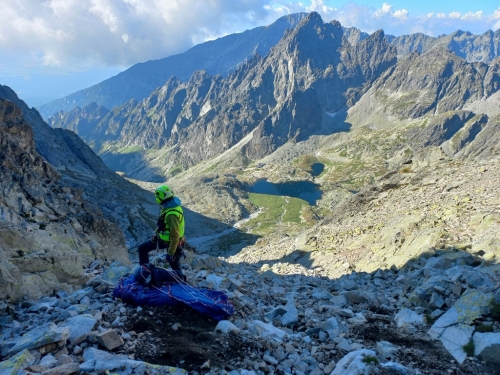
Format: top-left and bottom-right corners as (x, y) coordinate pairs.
(0, 0), (499, 108)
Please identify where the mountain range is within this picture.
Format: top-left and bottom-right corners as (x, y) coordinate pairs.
(39, 14), (500, 121)
(47, 13), (500, 184)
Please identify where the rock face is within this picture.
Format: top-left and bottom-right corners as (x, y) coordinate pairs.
(0, 85), (157, 248)
(0, 98), (128, 302)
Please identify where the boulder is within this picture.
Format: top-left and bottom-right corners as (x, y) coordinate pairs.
(473, 332), (500, 365)
(331, 349), (377, 375)
(96, 329), (124, 351)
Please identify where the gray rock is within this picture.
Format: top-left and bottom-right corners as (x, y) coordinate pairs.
(341, 290), (370, 305)
(101, 264), (132, 284)
(331, 349), (377, 375)
(265, 307), (287, 320)
(215, 320), (240, 334)
(40, 363), (80, 375)
(281, 300), (298, 327)
(330, 295), (347, 307)
(312, 288), (333, 299)
(251, 320), (288, 342)
(96, 329), (124, 350)
(394, 308), (425, 332)
(62, 314), (97, 345)
(473, 332), (500, 365)
(0, 349), (37, 375)
(7, 323), (70, 356)
(424, 256), (453, 270)
(380, 361), (410, 374)
(429, 292), (445, 309)
(39, 354), (58, 367)
(376, 341), (398, 361)
(429, 289), (493, 338)
(263, 354), (278, 365)
(321, 317), (339, 332)
(464, 270), (495, 291)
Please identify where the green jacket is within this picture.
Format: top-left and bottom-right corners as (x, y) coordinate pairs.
(157, 197), (185, 255)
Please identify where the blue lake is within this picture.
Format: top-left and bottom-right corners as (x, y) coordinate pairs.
(310, 163), (324, 177)
(250, 179), (322, 206)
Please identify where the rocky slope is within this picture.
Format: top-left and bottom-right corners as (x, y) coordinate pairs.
(0, 224), (498, 375)
(39, 14), (500, 122)
(392, 29), (500, 63)
(0, 97), (128, 302)
(0, 85), (158, 248)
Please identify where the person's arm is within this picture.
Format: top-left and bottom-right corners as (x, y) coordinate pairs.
(166, 214), (180, 255)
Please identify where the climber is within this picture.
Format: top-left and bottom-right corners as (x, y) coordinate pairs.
(137, 185), (186, 280)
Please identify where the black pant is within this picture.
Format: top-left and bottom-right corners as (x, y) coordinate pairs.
(138, 239), (184, 276)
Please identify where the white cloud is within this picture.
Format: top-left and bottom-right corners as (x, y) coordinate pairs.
(0, 0), (271, 72)
(461, 11), (484, 20)
(394, 9), (409, 20)
(0, 0), (499, 77)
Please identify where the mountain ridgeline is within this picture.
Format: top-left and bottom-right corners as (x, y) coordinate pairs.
(47, 13), (500, 180)
(40, 14), (500, 120)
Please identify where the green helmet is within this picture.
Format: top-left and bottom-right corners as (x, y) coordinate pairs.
(155, 185), (173, 204)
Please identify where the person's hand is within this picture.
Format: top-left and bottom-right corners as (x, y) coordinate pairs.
(151, 234), (159, 243)
(166, 253), (176, 263)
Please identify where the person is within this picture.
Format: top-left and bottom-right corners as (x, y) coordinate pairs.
(137, 184), (186, 280)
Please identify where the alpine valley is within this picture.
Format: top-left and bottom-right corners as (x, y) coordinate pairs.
(1, 11), (500, 375)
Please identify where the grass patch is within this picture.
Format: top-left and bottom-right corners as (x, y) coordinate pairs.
(169, 165), (183, 177)
(362, 356), (379, 365)
(243, 193), (309, 235)
(476, 323), (494, 333)
(463, 340), (475, 357)
(295, 155), (318, 172)
(399, 166), (413, 173)
(490, 298), (500, 321)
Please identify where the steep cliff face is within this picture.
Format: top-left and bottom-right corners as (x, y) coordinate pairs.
(0, 98), (128, 302)
(348, 48), (500, 126)
(0, 85), (157, 248)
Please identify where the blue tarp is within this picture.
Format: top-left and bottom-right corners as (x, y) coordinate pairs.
(112, 266), (234, 321)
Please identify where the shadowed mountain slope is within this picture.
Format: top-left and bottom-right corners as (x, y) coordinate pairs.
(38, 13), (308, 119)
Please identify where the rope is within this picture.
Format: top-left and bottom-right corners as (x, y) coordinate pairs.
(136, 263), (230, 310)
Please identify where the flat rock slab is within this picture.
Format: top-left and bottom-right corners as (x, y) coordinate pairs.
(0, 349), (36, 375)
(7, 323), (70, 357)
(62, 314), (97, 345)
(81, 347), (185, 375)
(428, 289), (493, 363)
